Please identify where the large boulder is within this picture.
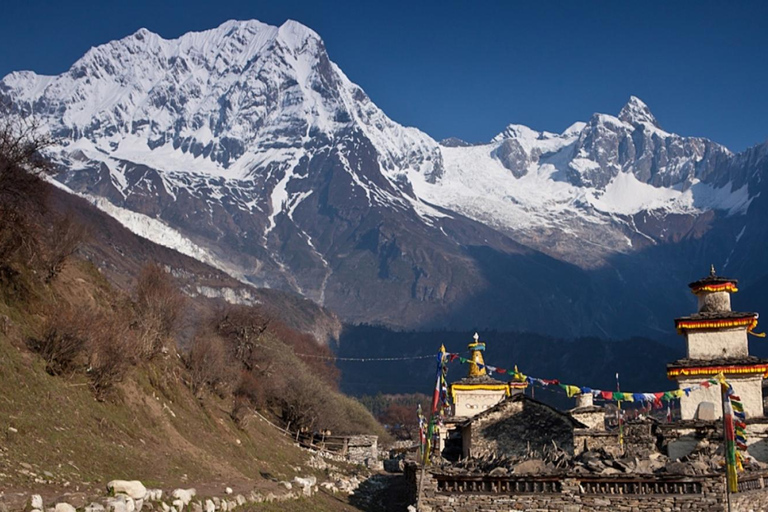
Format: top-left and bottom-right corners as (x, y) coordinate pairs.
(107, 481), (147, 500)
(293, 476), (317, 496)
(30, 495), (43, 511)
(105, 495), (135, 512)
(171, 489), (196, 506)
(513, 459), (548, 475)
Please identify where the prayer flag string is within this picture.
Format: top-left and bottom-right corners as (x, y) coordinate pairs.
(445, 353), (723, 405)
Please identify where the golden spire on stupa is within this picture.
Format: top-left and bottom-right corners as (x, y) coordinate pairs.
(467, 332), (487, 377)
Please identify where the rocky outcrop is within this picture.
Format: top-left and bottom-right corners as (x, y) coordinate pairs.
(21, 481), (322, 512)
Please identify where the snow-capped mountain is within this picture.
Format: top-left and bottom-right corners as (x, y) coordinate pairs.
(410, 95), (749, 266)
(2, 19), (766, 338)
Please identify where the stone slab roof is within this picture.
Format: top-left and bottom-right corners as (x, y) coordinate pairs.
(667, 356), (768, 369)
(688, 275), (737, 289)
(459, 394), (588, 429)
(675, 310), (757, 322)
(569, 405), (604, 415)
(451, 374), (507, 386)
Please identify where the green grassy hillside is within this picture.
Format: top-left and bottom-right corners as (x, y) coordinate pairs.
(0, 121), (383, 511)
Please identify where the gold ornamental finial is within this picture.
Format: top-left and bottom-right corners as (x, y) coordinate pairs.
(468, 332), (487, 377)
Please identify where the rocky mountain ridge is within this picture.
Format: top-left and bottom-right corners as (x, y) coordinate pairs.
(2, 19), (767, 338)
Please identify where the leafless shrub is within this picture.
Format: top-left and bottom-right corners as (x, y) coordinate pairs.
(0, 110), (53, 293)
(27, 305), (90, 375)
(0, 166), (47, 274)
(86, 310), (133, 400)
(214, 305), (269, 370)
(133, 263), (186, 359)
(268, 368), (329, 433)
(186, 330), (237, 397)
(207, 303), (382, 435)
(44, 213), (88, 282)
(0, 107), (52, 177)
(27, 302), (133, 399)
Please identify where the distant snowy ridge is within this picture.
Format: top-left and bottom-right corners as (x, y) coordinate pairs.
(1, 18), (765, 333)
(1, 19), (749, 235)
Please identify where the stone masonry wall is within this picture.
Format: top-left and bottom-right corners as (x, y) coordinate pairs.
(407, 463), (768, 512)
(574, 430), (621, 456)
(346, 435), (378, 467)
(468, 399), (575, 459)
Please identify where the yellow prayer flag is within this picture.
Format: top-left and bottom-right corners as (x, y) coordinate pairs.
(566, 385), (580, 398)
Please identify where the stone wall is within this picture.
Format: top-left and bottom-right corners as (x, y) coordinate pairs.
(407, 463), (768, 512)
(462, 398), (575, 459)
(747, 421), (768, 464)
(574, 430), (621, 456)
(659, 419), (768, 464)
(571, 407), (604, 430)
(346, 435), (378, 467)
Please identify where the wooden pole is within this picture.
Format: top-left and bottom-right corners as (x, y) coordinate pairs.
(416, 462), (427, 511)
(616, 372), (624, 455)
(721, 384), (733, 512)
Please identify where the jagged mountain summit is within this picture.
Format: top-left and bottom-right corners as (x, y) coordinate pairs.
(2, 19), (766, 338)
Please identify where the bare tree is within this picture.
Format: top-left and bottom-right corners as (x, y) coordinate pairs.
(0, 107), (52, 178)
(86, 310), (133, 400)
(44, 213), (88, 282)
(133, 263), (186, 358)
(214, 305), (270, 370)
(27, 305), (90, 375)
(0, 109), (54, 284)
(186, 330), (237, 397)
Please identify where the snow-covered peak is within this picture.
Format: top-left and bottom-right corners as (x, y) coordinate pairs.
(562, 122), (587, 137)
(492, 123), (547, 143)
(618, 95), (660, 128)
(276, 19), (323, 51)
(1, 17), (444, 184)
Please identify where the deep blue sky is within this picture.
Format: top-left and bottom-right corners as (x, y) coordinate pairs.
(1, 1), (766, 151)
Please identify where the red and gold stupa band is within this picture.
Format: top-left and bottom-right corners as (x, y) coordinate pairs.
(690, 281), (738, 295)
(675, 316), (758, 334)
(667, 364), (768, 379)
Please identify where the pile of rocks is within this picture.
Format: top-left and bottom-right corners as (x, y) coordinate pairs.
(319, 472), (364, 495)
(434, 438), (766, 479)
(24, 476), (321, 512)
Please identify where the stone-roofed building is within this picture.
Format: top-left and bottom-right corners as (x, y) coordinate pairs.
(460, 394), (586, 459)
(569, 392), (605, 431)
(437, 333), (526, 460)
